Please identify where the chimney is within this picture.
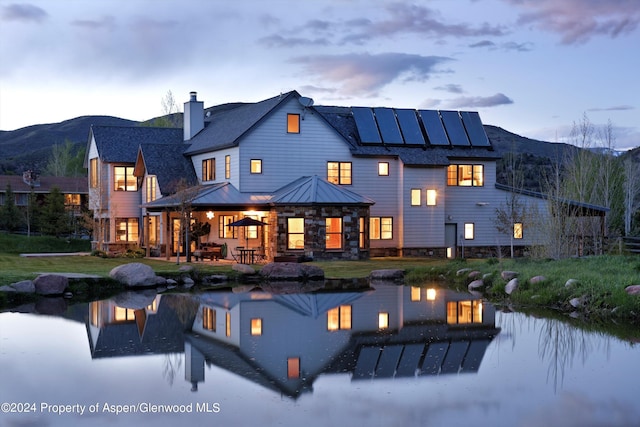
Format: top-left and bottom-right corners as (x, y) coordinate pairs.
(184, 91), (204, 141)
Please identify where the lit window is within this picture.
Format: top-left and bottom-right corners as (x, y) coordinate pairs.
(64, 194), (81, 206)
(288, 218), (304, 249)
(250, 159), (262, 174)
(287, 357), (300, 379)
(447, 164), (484, 186)
(202, 158), (215, 181)
(447, 300), (483, 325)
(514, 222), (523, 239)
(378, 162), (389, 176)
(410, 287), (421, 301)
(225, 155), (231, 179)
(148, 216), (159, 246)
(251, 318), (262, 336)
(202, 307), (216, 331)
(287, 114), (300, 133)
(370, 217), (393, 240)
(327, 161), (352, 185)
(464, 223), (474, 240)
(426, 189), (437, 206)
(411, 189), (421, 206)
(325, 217), (342, 250)
(115, 218), (138, 242)
(90, 158), (99, 188)
(145, 176), (157, 203)
(245, 215), (259, 239)
(327, 305), (352, 331)
(114, 306), (135, 322)
(225, 312), (231, 337)
(426, 288), (437, 301)
(378, 312), (389, 329)
(359, 217), (366, 249)
(219, 215), (238, 239)
(114, 166), (136, 191)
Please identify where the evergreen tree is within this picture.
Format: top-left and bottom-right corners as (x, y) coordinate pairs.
(38, 187), (71, 237)
(0, 183), (23, 232)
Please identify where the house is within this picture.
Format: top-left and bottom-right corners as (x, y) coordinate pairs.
(85, 90), (607, 259)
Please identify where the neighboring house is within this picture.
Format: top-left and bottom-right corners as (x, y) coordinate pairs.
(85, 90), (607, 259)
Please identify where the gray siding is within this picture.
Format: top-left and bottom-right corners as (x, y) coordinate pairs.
(402, 166), (447, 247)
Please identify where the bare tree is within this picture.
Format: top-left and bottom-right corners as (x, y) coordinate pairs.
(623, 158), (640, 236)
(495, 149), (529, 258)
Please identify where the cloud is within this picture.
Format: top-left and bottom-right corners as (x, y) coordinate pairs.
(1, 3), (48, 23)
(291, 52), (453, 95)
(258, 34), (330, 48)
(469, 40), (496, 48)
(71, 15), (116, 31)
(587, 105), (635, 112)
(469, 40), (533, 51)
(502, 0), (640, 44)
(434, 93), (514, 109)
(434, 84), (464, 94)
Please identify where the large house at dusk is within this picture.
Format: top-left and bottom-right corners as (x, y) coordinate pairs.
(85, 90), (607, 261)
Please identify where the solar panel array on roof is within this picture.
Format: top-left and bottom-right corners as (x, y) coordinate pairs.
(440, 110), (471, 146)
(395, 109), (426, 145)
(420, 110), (450, 146)
(352, 107), (382, 144)
(373, 107), (404, 144)
(461, 111), (490, 147)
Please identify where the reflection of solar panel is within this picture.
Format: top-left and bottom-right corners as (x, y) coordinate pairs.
(461, 339), (491, 371)
(441, 340), (469, 373)
(375, 345), (403, 377)
(353, 346), (381, 379)
(461, 111), (490, 147)
(420, 110), (450, 146)
(352, 107), (382, 144)
(396, 343), (425, 377)
(422, 342), (448, 374)
(441, 111), (471, 146)
(373, 108), (403, 144)
(396, 109), (426, 145)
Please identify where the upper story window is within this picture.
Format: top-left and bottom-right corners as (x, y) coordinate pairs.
(411, 189), (421, 206)
(447, 164), (484, 187)
(202, 158), (215, 181)
(287, 114), (300, 133)
(378, 162), (389, 176)
(225, 155), (231, 179)
(114, 166), (137, 191)
(327, 305), (352, 331)
(250, 159), (262, 174)
(145, 176), (157, 203)
(327, 162), (352, 185)
(90, 158), (99, 188)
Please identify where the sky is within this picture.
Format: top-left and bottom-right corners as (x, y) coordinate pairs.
(0, 0), (638, 149)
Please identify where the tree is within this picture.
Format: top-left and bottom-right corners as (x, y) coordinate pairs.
(495, 150), (529, 258)
(623, 158), (640, 236)
(44, 139), (86, 177)
(142, 90), (181, 128)
(38, 187), (71, 237)
(0, 183), (23, 232)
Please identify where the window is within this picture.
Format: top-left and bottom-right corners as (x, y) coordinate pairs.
(114, 166), (136, 191)
(219, 215), (238, 239)
(411, 286), (421, 301)
(115, 218), (138, 242)
(225, 155), (231, 179)
(202, 158), (215, 181)
(225, 312), (231, 337)
(202, 307), (216, 331)
(514, 222), (523, 239)
(64, 194), (81, 206)
(145, 176), (157, 203)
(447, 300), (483, 325)
(287, 218), (304, 249)
(325, 217), (342, 250)
(327, 305), (352, 331)
(245, 215), (259, 239)
(327, 161), (352, 185)
(378, 162), (389, 176)
(90, 158), (98, 188)
(411, 189), (421, 206)
(464, 223), (474, 240)
(447, 164), (484, 186)
(287, 114), (300, 133)
(359, 217), (366, 249)
(250, 159), (262, 174)
(378, 312), (389, 330)
(250, 318), (262, 336)
(148, 215), (159, 246)
(370, 217), (393, 240)
(113, 306), (136, 323)
(426, 189), (437, 206)
(287, 357), (300, 379)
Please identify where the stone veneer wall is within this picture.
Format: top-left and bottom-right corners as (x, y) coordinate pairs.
(274, 205), (369, 261)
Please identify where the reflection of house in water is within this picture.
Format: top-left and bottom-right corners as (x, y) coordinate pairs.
(186, 285), (500, 398)
(87, 295), (188, 358)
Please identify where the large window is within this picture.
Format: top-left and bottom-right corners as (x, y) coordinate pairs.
(287, 114), (300, 133)
(447, 164), (484, 186)
(287, 218), (304, 249)
(447, 300), (483, 325)
(90, 158), (99, 188)
(327, 162), (352, 185)
(370, 217), (393, 240)
(202, 158), (215, 181)
(325, 217), (342, 250)
(115, 218), (138, 242)
(327, 305), (352, 331)
(145, 176), (157, 203)
(114, 166), (136, 191)
(219, 215), (238, 239)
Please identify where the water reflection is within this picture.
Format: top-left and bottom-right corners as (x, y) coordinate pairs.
(85, 285), (499, 398)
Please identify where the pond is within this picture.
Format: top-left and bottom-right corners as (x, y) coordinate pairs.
(1, 283), (639, 427)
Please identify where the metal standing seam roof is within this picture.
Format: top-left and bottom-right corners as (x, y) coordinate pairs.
(271, 175), (375, 205)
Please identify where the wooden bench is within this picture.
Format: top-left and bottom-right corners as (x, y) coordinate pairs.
(193, 245), (223, 261)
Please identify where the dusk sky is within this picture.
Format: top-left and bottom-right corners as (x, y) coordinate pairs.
(1, 0), (638, 149)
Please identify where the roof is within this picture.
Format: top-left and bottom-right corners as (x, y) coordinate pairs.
(0, 175), (87, 194)
(271, 175), (375, 205)
(90, 125), (183, 163)
(495, 183), (609, 214)
(137, 143), (197, 193)
(183, 91), (299, 156)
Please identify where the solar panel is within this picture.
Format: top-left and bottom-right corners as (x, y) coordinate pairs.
(419, 110), (450, 146)
(440, 110), (471, 146)
(461, 111), (490, 147)
(373, 107), (403, 144)
(395, 109), (426, 145)
(352, 107), (382, 144)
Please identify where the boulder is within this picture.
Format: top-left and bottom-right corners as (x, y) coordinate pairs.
(570, 296), (586, 308)
(34, 274), (68, 295)
(0, 285), (17, 293)
(109, 263), (157, 287)
(260, 280), (325, 294)
(259, 262), (324, 281)
(182, 277), (195, 287)
(625, 285), (640, 295)
(505, 278), (519, 295)
(468, 270), (482, 280)
(111, 289), (157, 309)
(468, 279), (484, 290)
(10, 280), (36, 293)
(529, 275), (546, 285)
(456, 268), (472, 276)
(565, 279), (579, 289)
(501, 271), (519, 281)
(233, 263), (257, 275)
(369, 269), (404, 281)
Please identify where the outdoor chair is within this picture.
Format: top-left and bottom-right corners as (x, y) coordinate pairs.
(231, 246), (244, 263)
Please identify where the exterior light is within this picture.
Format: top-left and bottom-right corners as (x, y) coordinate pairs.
(426, 288), (437, 301)
(206, 211), (214, 220)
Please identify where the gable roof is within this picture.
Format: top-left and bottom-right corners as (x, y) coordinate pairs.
(136, 143), (197, 194)
(271, 175), (374, 205)
(183, 91), (300, 155)
(495, 183), (609, 215)
(90, 125), (183, 163)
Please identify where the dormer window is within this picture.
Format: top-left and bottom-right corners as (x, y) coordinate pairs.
(202, 158), (215, 181)
(287, 114), (300, 133)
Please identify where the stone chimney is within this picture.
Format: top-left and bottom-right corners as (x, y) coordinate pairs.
(184, 91), (204, 141)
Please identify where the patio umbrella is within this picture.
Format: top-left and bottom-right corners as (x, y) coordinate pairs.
(226, 217), (268, 248)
